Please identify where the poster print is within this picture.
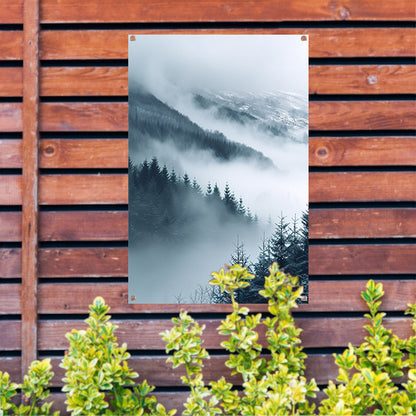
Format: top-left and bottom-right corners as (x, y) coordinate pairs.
(128, 35), (308, 304)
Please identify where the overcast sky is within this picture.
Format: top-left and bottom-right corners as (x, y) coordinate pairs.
(129, 35), (308, 97)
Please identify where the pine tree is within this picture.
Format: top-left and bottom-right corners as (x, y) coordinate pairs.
(270, 215), (290, 270)
(212, 183), (221, 199)
(223, 183), (237, 214)
(170, 169), (177, 184)
(192, 178), (202, 194)
(183, 173), (190, 187)
(206, 182), (212, 196)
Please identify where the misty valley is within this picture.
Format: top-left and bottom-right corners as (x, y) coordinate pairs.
(128, 85), (308, 304)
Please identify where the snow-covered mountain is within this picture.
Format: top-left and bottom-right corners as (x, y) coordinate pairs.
(191, 89), (308, 144)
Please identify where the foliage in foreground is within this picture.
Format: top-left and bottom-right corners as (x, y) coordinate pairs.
(0, 264), (414, 415)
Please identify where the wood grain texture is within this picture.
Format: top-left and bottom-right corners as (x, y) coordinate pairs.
(310, 208), (416, 239)
(310, 65), (416, 95)
(310, 244), (416, 275)
(0, 212), (22, 242)
(0, 31), (23, 60)
(0, 175), (21, 205)
(21, 0), (41, 373)
(36, 317), (413, 350)
(39, 139), (127, 169)
(39, 0), (415, 23)
(0, 284), (21, 314)
(0, 103), (22, 132)
(2, 245), (412, 278)
(39, 28), (416, 60)
(0, 68), (23, 97)
(38, 102), (415, 132)
(39, 65), (416, 96)
(310, 101), (415, 130)
(310, 137), (416, 166)
(310, 172), (416, 202)
(37, 280), (416, 314)
(0, 139), (22, 168)
(0, 321), (20, 350)
(0, 0), (23, 24)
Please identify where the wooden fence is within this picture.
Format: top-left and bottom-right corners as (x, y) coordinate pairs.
(0, 0), (415, 412)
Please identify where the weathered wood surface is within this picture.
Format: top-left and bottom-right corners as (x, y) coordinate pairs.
(3, 208), (415, 242)
(0, 284), (20, 314)
(39, 0), (415, 23)
(0, 31), (23, 60)
(0, 0), (23, 23)
(1, 172), (415, 206)
(0, 103), (22, 132)
(35, 65), (416, 96)
(4, 138), (415, 169)
(37, 280), (416, 313)
(309, 208), (416, 238)
(0, 68), (22, 97)
(39, 28), (416, 60)
(310, 137), (416, 166)
(1, 245), (414, 278)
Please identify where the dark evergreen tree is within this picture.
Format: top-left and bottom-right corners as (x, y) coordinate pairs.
(206, 182), (212, 196)
(223, 183), (237, 214)
(183, 173), (190, 187)
(192, 178), (202, 194)
(170, 169), (177, 184)
(270, 215), (290, 270)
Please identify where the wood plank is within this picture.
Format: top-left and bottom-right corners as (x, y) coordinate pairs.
(0, 175), (21, 205)
(0, 284), (21, 314)
(0, 31), (23, 60)
(39, 102), (415, 132)
(37, 316), (413, 350)
(40, 67), (127, 96)
(0, 103), (22, 132)
(0, 321), (21, 350)
(39, 28), (416, 60)
(0, 139), (22, 168)
(0, 212), (22, 242)
(39, 65), (416, 96)
(38, 248), (127, 277)
(310, 172), (416, 202)
(39, 174), (127, 205)
(310, 101), (415, 131)
(38, 280), (416, 314)
(0, 68), (22, 97)
(310, 137), (416, 166)
(39, 0), (415, 23)
(2, 172), (415, 206)
(21, 0), (41, 374)
(39, 138), (127, 169)
(0, 0), (23, 24)
(310, 65), (416, 95)
(310, 208), (416, 239)
(310, 244), (416, 275)
(0, 249), (21, 278)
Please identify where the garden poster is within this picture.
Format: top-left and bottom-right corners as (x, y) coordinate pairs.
(128, 35), (309, 304)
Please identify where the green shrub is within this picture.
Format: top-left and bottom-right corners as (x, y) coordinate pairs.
(0, 264), (414, 416)
(60, 296), (174, 416)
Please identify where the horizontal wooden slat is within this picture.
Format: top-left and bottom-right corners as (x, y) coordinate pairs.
(38, 65), (416, 96)
(0, 31), (23, 60)
(0, 321), (20, 350)
(39, 28), (416, 60)
(310, 65), (416, 95)
(39, 138), (127, 168)
(38, 102), (415, 132)
(310, 208), (416, 239)
(310, 101), (415, 130)
(0, 284), (20, 314)
(310, 172), (416, 202)
(36, 317), (413, 351)
(39, 0), (415, 23)
(310, 137), (416, 166)
(0, 103), (22, 132)
(0, 0), (23, 24)
(4, 208), (415, 242)
(0, 139), (21, 168)
(2, 245), (414, 278)
(0, 68), (22, 97)
(310, 244), (416, 275)
(3, 138), (415, 169)
(1, 172), (415, 206)
(38, 280), (416, 314)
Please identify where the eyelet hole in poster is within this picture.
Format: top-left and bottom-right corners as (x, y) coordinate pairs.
(128, 35), (308, 304)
